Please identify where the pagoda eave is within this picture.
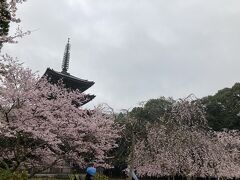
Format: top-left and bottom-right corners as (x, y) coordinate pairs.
(43, 68), (94, 92)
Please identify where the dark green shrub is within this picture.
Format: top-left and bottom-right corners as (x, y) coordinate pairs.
(0, 169), (28, 180)
(93, 173), (109, 180)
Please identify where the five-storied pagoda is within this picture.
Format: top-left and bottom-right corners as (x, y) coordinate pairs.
(43, 38), (95, 105)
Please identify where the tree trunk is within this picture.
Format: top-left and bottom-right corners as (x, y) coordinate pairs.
(129, 124), (136, 180)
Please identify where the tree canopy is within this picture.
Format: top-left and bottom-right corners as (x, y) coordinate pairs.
(202, 83), (240, 130)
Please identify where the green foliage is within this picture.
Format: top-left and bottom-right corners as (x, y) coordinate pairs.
(109, 112), (132, 173)
(68, 174), (83, 180)
(30, 178), (59, 180)
(130, 97), (174, 123)
(0, 168), (28, 180)
(0, 0), (11, 37)
(201, 83), (240, 130)
(0, 0), (11, 49)
(93, 173), (109, 180)
(69, 174), (76, 180)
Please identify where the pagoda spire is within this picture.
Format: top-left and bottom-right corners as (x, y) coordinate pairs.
(62, 38), (71, 74)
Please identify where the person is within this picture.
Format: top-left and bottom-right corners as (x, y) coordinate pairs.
(85, 162), (96, 180)
(131, 170), (139, 180)
(124, 167), (139, 180)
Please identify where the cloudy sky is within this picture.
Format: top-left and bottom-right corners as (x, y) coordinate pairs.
(3, 0), (240, 111)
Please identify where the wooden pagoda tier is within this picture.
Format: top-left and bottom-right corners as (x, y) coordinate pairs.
(44, 68), (94, 92)
(43, 68), (95, 105)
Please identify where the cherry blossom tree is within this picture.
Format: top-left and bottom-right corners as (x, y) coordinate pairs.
(0, 54), (120, 176)
(134, 98), (240, 179)
(214, 130), (240, 178)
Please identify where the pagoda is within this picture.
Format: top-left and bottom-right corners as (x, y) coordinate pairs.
(43, 38), (95, 105)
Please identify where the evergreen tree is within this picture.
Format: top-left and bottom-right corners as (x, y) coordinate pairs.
(0, 0), (11, 50)
(201, 83), (240, 130)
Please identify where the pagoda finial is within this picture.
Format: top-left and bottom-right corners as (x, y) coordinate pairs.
(62, 38), (71, 74)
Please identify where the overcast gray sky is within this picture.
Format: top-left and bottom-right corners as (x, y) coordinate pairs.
(3, 0), (240, 111)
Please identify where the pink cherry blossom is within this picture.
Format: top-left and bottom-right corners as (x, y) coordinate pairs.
(0, 54), (121, 175)
(134, 99), (240, 178)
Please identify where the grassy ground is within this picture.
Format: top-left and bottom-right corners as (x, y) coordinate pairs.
(30, 176), (126, 180)
(30, 178), (126, 180)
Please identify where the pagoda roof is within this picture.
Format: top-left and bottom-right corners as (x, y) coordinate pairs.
(43, 68), (95, 92)
(77, 94), (96, 106)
